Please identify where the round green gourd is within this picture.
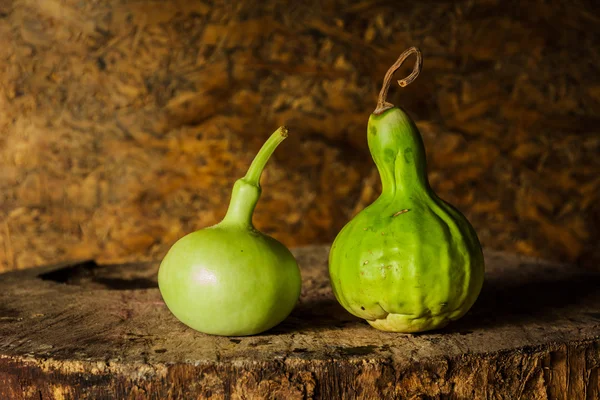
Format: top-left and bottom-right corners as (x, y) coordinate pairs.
(158, 127), (301, 336)
(329, 48), (485, 333)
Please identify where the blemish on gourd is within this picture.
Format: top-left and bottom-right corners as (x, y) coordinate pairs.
(384, 148), (395, 163)
(404, 147), (413, 163)
(392, 209), (410, 217)
(369, 126), (377, 136)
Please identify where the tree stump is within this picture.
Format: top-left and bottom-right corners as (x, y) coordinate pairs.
(0, 246), (599, 399)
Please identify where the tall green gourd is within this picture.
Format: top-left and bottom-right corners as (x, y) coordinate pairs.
(328, 48), (485, 333)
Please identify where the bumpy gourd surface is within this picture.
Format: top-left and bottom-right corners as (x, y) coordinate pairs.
(329, 108), (485, 333)
(159, 224), (301, 336)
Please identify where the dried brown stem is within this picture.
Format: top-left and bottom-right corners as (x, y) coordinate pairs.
(374, 47), (423, 114)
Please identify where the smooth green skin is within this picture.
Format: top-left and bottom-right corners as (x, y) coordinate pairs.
(329, 107), (485, 333)
(158, 129), (302, 336)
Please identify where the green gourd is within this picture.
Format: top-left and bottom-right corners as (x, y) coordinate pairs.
(329, 48), (485, 333)
(158, 126), (301, 336)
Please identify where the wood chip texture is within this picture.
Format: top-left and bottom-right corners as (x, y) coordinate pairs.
(0, 0), (599, 271)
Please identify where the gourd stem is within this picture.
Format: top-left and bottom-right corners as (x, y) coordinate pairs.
(243, 126), (288, 186)
(221, 126), (288, 227)
(374, 47), (423, 115)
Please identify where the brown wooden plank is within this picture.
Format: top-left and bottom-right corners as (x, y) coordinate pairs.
(0, 246), (599, 399)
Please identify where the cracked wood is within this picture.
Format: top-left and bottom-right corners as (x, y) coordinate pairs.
(0, 246), (599, 399)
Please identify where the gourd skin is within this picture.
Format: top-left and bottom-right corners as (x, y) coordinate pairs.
(329, 107), (484, 333)
(158, 127), (302, 336)
(158, 220), (301, 336)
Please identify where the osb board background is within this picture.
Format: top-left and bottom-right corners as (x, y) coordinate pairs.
(0, 0), (599, 272)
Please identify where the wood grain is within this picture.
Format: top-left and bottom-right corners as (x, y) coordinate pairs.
(1, 247), (599, 399)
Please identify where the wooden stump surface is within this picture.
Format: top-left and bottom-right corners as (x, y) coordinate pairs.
(1, 246), (599, 399)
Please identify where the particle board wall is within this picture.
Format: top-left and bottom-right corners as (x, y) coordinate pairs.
(0, 0), (599, 272)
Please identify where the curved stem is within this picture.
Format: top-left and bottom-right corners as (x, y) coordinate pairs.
(221, 126), (288, 227)
(244, 126), (288, 186)
(373, 47), (423, 115)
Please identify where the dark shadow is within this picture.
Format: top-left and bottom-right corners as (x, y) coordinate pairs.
(443, 263), (600, 332)
(270, 262), (600, 336)
(37, 259), (600, 334)
(0, 305), (22, 320)
(267, 297), (365, 335)
(39, 260), (99, 283)
(91, 277), (157, 290)
(39, 261), (158, 290)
